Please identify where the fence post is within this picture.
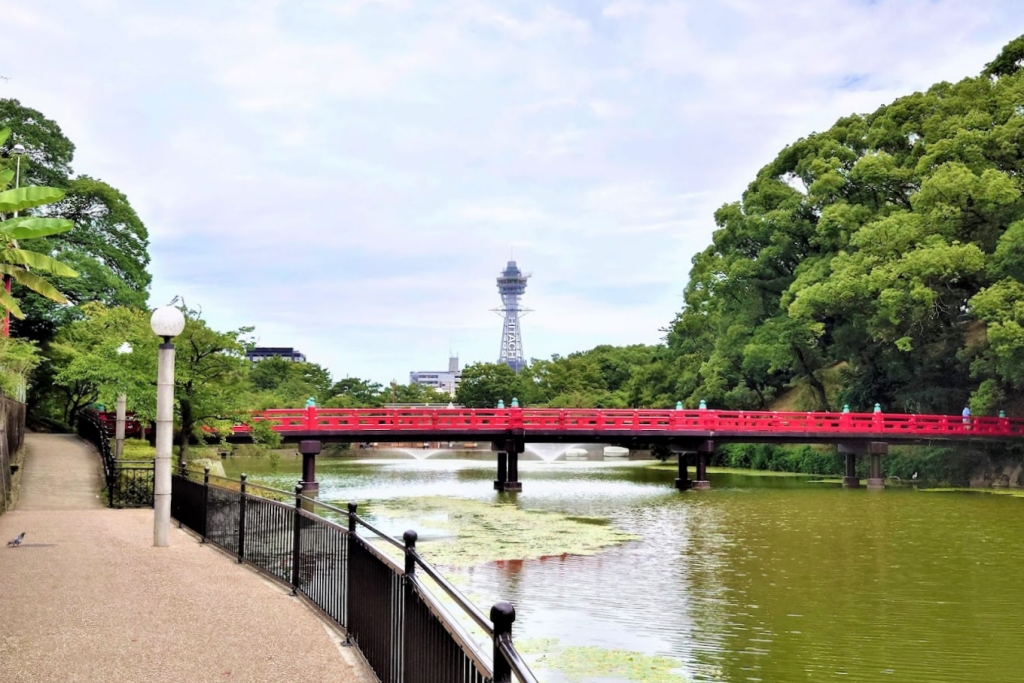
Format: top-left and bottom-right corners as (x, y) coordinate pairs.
(237, 474), (247, 564)
(107, 450), (115, 509)
(202, 467), (210, 544)
(491, 602), (515, 683)
(344, 501), (357, 646)
(347, 501), (357, 533)
(403, 529), (417, 576)
(291, 484), (303, 595)
(176, 460), (184, 529)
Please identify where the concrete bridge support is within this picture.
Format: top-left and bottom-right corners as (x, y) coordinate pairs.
(298, 440), (321, 496)
(693, 440), (713, 490)
(839, 443), (861, 488)
(839, 442), (888, 489)
(670, 441), (713, 490)
(672, 449), (691, 490)
(493, 439), (524, 492)
(867, 442), (888, 490)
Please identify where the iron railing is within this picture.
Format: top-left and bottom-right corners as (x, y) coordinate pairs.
(77, 410), (154, 508)
(230, 404), (1024, 441)
(171, 468), (539, 683)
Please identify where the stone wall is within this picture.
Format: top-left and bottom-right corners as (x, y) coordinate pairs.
(0, 394), (27, 512)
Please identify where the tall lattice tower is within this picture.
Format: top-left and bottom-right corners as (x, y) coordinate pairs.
(495, 260), (530, 373)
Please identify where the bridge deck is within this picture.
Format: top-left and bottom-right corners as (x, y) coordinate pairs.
(228, 408), (1023, 445)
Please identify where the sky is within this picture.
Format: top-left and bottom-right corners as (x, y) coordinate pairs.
(4, 0), (1023, 384)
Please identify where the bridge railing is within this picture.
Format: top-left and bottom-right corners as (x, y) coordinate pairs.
(232, 406), (1024, 438)
(171, 469), (539, 683)
(77, 409), (154, 508)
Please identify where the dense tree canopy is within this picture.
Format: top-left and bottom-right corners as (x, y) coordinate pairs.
(0, 99), (151, 342)
(657, 35), (1024, 416)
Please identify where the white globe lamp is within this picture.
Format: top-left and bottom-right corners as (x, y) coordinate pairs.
(150, 306), (186, 341)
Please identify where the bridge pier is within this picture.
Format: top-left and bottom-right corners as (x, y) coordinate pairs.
(493, 440), (524, 492)
(298, 440), (321, 496)
(838, 442), (889, 489)
(693, 440), (713, 490)
(692, 450), (708, 489)
(674, 451), (691, 490)
(867, 442), (887, 490)
(843, 448), (860, 491)
(495, 451), (507, 490)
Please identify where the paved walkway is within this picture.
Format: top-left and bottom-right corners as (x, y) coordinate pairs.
(0, 434), (372, 683)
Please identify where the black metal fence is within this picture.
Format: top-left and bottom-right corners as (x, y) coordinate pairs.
(171, 469), (539, 683)
(77, 410), (154, 508)
(0, 394), (26, 512)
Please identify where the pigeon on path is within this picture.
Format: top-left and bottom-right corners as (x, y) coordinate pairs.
(7, 532), (25, 547)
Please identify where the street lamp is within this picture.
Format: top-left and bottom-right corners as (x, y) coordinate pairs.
(150, 304), (185, 548)
(4, 143), (27, 338)
(114, 342), (133, 460)
(11, 143), (25, 188)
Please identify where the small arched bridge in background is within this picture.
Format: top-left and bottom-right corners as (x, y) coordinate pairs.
(229, 407), (1024, 492)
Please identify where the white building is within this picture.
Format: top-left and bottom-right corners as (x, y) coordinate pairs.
(410, 356), (461, 396)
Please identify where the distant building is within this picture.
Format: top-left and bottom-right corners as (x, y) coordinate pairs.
(246, 347), (307, 363)
(410, 356), (461, 396)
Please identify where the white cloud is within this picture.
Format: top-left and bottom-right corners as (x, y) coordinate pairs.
(4, 0), (1022, 383)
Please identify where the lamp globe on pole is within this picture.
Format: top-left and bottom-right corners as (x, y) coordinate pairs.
(113, 342), (134, 459)
(150, 306), (185, 341)
(150, 303), (185, 547)
(11, 143), (26, 186)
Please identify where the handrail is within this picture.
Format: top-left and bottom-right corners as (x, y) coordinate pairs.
(498, 635), (541, 683)
(410, 548), (493, 635)
(226, 406), (1024, 441)
(191, 470), (539, 681)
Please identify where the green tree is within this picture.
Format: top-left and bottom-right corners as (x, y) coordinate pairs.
(0, 127), (79, 320)
(47, 304), (155, 426)
(248, 356), (334, 408)
(456, 363), (527, 407)
(662, 34), (1024, 416)
(0, 100), (150, 342)
(173, 307), (253, 462)
(325, 377), (385, 407)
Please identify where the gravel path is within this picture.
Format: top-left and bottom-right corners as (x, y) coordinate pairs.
(0, 434), (373, 683)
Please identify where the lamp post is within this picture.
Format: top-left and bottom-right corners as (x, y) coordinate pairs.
(150, 304), (185, 547)
(4, 143), (26, 338)
(114, 342), (133, 459)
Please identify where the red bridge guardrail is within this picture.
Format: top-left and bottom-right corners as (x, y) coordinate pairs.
(230, 407), (1024, 439)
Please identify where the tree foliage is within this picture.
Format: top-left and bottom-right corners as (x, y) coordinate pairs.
(0, 99), (151, 342)
(656, 34), (1024, 416)
(0, 127), (79, 321)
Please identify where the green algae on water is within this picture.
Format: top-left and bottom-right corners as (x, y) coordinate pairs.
(516, 638), (687, 682)
(368, 496), (639, 567)
(919, 487), (1024, 498)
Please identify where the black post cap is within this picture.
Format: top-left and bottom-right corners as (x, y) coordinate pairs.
(403, 529), (418, 548)
(348, 501), (358, 513)
(490, 602), (516, 632)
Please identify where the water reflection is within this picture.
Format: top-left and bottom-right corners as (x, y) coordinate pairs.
(225, 456), (1024, 683)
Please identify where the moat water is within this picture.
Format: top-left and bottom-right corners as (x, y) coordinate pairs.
(225, 454), (1024, 682)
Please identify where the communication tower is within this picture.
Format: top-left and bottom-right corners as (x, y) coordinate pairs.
(495, 260), (530, 373)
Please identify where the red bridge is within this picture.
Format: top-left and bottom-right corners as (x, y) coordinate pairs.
(230, 407), (1021, 493)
